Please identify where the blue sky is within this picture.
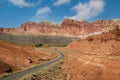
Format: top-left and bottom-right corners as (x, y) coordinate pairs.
(0, 0), (120, 28)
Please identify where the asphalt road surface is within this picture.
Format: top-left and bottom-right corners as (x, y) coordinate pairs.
(0, 49), (64, 80)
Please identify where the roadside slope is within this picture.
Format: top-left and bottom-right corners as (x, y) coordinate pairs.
(0, 48), (64, 80)
(0, 40), (56, 75)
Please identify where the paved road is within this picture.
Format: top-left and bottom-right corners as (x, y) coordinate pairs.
(0, 49), (64, 80)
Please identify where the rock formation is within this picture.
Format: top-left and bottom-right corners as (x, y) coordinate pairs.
(60, 18), (112, 36)
(67, 25), (120, 55)
(63, 24), (120, 80)
(0, 18), (116, 37)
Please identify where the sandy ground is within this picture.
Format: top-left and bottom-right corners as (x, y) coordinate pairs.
(54, 26), (120, 80)
(56, 47), (120, 80)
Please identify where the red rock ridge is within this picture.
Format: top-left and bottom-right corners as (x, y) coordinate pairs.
(67, 25), (120, 55)
(0, 21), (58, 35)
(0, 18), (113, 37)
(60, 18), (112, 36)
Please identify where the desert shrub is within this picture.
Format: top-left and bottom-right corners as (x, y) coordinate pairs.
(88, 37), (94, 42)
(35, 44), (43, 47)
(115, 25), (120, 36)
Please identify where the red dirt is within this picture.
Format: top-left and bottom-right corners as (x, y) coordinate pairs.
(0, 40), (56, 74)
(56, 26), (120, 80)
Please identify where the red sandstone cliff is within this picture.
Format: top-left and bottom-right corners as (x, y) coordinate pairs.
(0, 21), (58, 35)
(60, 18), (112, 36)
(0, 18), (116, 37)
(67, 25), (120, 55)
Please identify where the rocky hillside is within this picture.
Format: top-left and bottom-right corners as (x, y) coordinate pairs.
(68, 25), (120, 55)
(32, 26), (120, 80)
(0, 18), (115, 37)
(0, 34), (77, 46)
(0, 40), (55, 74)
(58, 24), (120, 80)
(0, 21), (58, 35)
(60, 18), (112, 36)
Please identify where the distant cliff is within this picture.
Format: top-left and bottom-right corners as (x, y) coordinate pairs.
(0, 18), (117, 37)
(60, 18), (112, 36)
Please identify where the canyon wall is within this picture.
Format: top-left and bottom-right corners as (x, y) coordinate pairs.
(60, 18), (112, 36)
(0, 18), (115, 37)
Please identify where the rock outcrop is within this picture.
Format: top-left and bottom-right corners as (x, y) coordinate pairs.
(0, 21), (58, 35)
(60, 18), (112, 36)
(67, 25), (120, 55)
(0, 18), (115, 37)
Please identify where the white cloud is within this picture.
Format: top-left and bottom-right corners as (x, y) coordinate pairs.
(31, 7), (52, 22)
(54, 0), (71, 6)
(8, 0), (41, 7)
(66, 0), (105, 20)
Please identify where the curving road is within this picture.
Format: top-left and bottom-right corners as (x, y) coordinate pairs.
(0, 48), (64, 80)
